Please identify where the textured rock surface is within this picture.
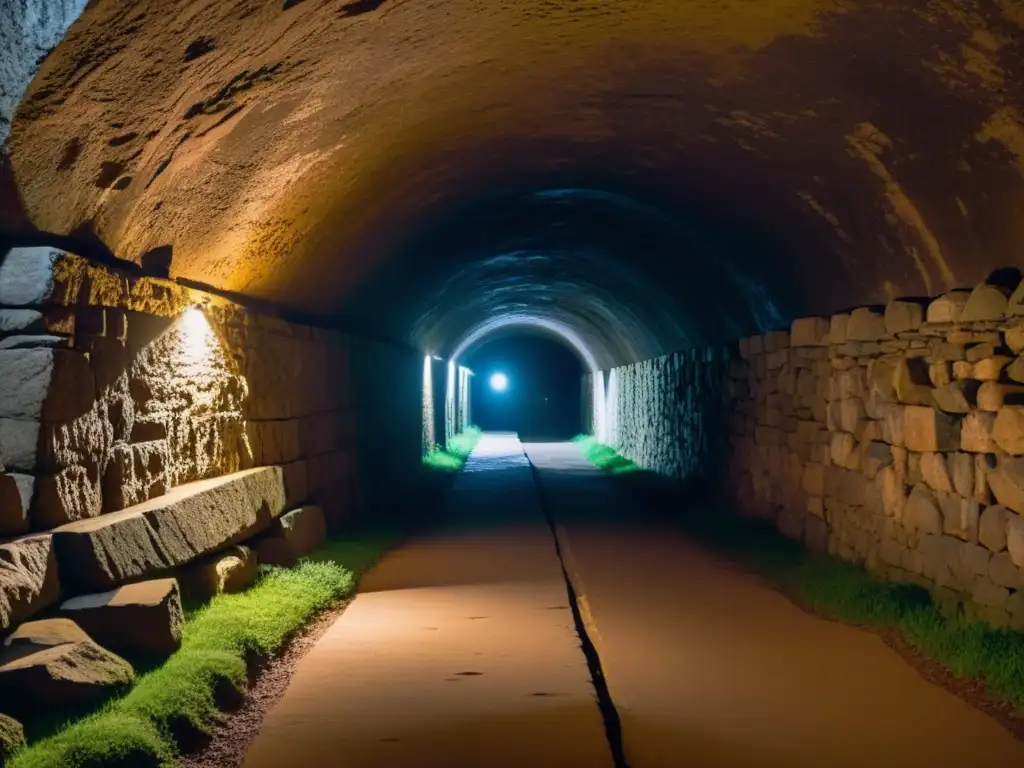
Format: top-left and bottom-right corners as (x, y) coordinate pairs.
(0, 712), (25, 764)
(0, 618), (133, 715)
(0, 534), (59, 634)
(52, 467), (285, 593)
(59, 578), (183, 658)
(254, 505), (327, 567)
(597, 283), (1024, 630)
(4, 1), (1024, 365)
(180, 545), (257, 600)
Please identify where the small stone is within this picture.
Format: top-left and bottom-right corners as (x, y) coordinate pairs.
(971, 577), (1008, 609)
(847, 307), (888, 342)
(920, 453), (953, 493)
(904, 484), (942, 536)
(893, 359), (933, 406)
(830, 432), (858, 469)
(903, 406), (960, 452)
(180, 545), (258, 600)
(993, 406), (1024, 455)
(977, 381), (1024, 412)
(790, 317), (830, 347)
(939, 492), (980, 542)
(961, 282), (1010, 322)
(0, 618), (133, 717)
(1006, 326), (1024, 354)
(973, 356), (1014, 381)
(928, 362), (952, 387)
(926, 290), (971, 323)
(990, 552), (1024, 589)
(0, 534), (59, 634)
(1008, 513), (1024, 568)
(59, 579), (183, 659)
(876, 466), (907, 518)
(885, 300), (925, 336)
(979, 505), (1010, 552)
(1008, 356), (1024, 384)
(966, 343), (997, 363)
(961, 411), (997, 453)
(952, 360), (974, 380)
(989, 458), (1024, 515)
(0, 713), (25, 764)
(931, 381), (971, 414)
(948, 452), (974, 498)
(802, 463), (825, 496)
(829, 313), (850, 345)
(764, 330), (790, 353)
(748, 335), (764, 355)
(254, 506), (327, 567)
(863, 441), (893, 478)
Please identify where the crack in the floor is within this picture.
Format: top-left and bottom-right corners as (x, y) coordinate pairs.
(527, 454), (632, 768)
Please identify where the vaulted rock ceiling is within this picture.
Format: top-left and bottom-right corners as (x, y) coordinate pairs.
(3, 0), (1024, 367)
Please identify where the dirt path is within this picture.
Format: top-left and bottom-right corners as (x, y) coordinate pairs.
(525, 441), (1024, 768)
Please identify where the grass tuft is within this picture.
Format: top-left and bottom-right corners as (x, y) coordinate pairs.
(9, 530), (398, 768)
(573, 434), (642, 474)
(574, 435), (1024, 712)
(423, 426), (482, 473)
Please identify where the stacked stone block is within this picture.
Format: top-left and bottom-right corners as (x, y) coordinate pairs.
(0, 247), (422, 641)
(729, 279), (1024, 630)
(591, 274), (1024, 631)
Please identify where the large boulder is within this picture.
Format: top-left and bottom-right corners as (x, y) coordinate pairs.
(180, 545), (258, 600)
(0, 619), (133, 716)
(0, 713), (25, 764)
(52, 466), (285, 593)
(253, 506), (327, 567)
(0, 533), (59, 634)
(59, 578), (183, 659)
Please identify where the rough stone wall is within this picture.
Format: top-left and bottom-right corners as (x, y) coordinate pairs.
(0, 246), (421, 536)
(585, 348), (731, 481)
(0, 0), (86, 145)
(592, 274), (1024, 631)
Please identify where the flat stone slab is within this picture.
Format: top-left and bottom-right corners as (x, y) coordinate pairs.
(255, 505), (326, 566)
(53, 467), (285, 593)
(0, 618), (133, 716)
(60, 578), (183, 659)
(0, 533), (59, 634)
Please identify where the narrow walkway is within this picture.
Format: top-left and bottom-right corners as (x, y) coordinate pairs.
(242, 434), (612, 768)
(244, 435), (1024, 768)
(526, 442), (1024, 768)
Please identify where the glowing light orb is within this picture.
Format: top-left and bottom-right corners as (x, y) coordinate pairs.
(489, 372), (508, 392)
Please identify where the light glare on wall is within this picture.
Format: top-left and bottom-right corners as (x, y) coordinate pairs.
(179, 306), (216, 360)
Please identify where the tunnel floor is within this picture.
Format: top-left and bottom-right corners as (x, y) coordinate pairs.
(242, 435), (1024, 768)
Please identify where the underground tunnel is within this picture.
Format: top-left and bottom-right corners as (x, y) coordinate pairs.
(2, 0), (1024, 766)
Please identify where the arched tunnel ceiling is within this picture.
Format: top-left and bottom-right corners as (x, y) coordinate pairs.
(3, 0), (1024, 367)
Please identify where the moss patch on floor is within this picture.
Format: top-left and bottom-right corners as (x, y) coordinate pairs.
(572, 435), (642, 475)
(574, 436), (1024, 714)
(423, 426), (482, 472)
(8, 529), (399, 768)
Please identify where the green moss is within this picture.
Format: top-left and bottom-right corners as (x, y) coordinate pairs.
(423, 426), (482, 473)
(575, 436), (1024, 712)
(9, 530), (398, 768)
(572, 434), (642, 474)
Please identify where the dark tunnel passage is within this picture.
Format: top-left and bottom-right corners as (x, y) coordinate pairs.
(3, 1), (1024, 767)
(463, 334), (584, 441)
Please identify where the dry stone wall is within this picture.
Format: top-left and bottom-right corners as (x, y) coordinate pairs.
(592, 274), (1024, 631)
(0, 246), (422, 632)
